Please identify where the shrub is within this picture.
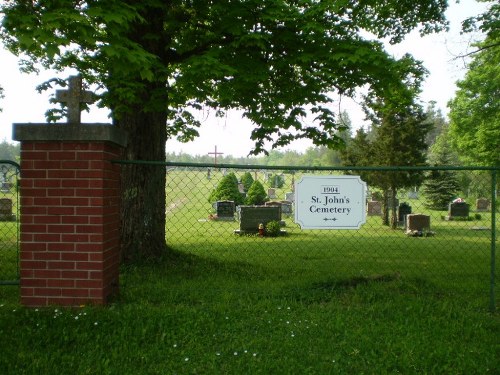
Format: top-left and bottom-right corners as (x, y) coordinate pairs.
(245, 180), (268, 205)
(265, 220), (281, 237)
(208, 172), (244, 205)
(268, 173), (284, 188)
(240, 172), (254, 192)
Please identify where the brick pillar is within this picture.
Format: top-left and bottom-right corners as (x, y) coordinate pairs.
(13, 124), (127, 307)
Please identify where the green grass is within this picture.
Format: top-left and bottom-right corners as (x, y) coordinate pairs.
(0, 254), (498, 374)
(0, 168), (498, 373)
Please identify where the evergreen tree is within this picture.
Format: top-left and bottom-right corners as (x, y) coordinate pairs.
(422, 129), (461, 210)
(245, 181), (268, 205)
(240, 172), (254, 192)
(209, 172), (244, 205)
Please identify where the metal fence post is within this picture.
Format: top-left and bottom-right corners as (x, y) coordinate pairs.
(490, 169), (497, 312)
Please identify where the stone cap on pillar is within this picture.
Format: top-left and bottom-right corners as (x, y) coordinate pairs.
(13, 123), (127, 148)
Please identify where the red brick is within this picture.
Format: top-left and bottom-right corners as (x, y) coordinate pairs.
(61, 270), (89, 279)
(48, 225), (75, 234)
(21, 224), (47, 233)
(61, 160), (89, 169)
(76, 279), (103, 288)
(35, 288), (62, 297)
(22, 279), (47, 287)
(21, 151), (48, 160)
(61, 252), (89, 261)
(48, 170), (76, 179)
(61, 234), (89, 242)
(62, 216), (89, 225)
(33, 252), (61, 261)
(76, 261), (102, 271)
(48, 242), (75, 252)
(63, 142), (90, 151)
(62, 179), (89, 188)
(48, 189), (75, 197)
(34, 179), (61, 188)
(23, 188), (48, 198)
(48, 261), (76, 270)
(48, 151), (76, 160)
(60, 288), (89, 298)
(47, 279), (75, 288)
(61, 197), (89, 206)
(33, 197), (61, 206)
(47, 206), (75, 215)
(33, 233), (61, 242)
(33, 143), (62, 151)
(33, 269), (61, 279)
(21, 242), (46, 252)
(33, 160), (61, 169)
(35, 216), (61, 224)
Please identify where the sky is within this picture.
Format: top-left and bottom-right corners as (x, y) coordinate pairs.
(0, 0), (489, 157)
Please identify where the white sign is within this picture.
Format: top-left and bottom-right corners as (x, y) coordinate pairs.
(294, 175), (366, 229)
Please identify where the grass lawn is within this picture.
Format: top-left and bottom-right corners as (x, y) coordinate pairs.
(0, 168), (498, 373)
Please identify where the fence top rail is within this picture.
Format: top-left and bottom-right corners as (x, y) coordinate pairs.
(0, 160), (20, 169)
(112, 160), (500, 172)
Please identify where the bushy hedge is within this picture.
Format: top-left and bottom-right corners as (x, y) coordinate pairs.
(208, 172), (244, 205)
(245, 180), (268, 205)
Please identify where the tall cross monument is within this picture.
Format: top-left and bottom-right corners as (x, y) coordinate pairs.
(208, 145), (224, 166)
(55, 75), (94, 124)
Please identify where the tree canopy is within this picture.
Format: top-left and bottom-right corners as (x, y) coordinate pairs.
(447, 34), (500, 166)
(0, 0), (449, 260)
(1, 0), (448, 152)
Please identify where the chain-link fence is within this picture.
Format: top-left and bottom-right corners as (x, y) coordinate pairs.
(0, 161), (20, 285)
(160, 162), (498, 310)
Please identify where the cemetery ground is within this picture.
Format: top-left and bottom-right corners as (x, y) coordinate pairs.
(0, 169), (499, 374)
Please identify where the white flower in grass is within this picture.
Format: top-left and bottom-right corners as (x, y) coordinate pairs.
(184, 357), (189, 362)
(234, 352), (238, 356)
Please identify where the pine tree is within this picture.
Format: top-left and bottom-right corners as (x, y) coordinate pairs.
(209, 172), (244, 205)
(240, 172), (254, 192)
(245, 181), (268, 205)
(422, 130), (461, 210)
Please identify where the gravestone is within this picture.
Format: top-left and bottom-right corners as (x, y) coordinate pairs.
(367, 200), (382, 216)
(268, 188), (276, 199)
(398, 202), (412, 226)
(265, 201), (282, 215)
(476, 198), (490, 212)
(0, 198), (14, 221)
(448, 201), (469, 219)
(406, 214), (431, 232)
(235, 205), (281, 233)
(284, 192), (294, 203)
(216, 200), (235, 220)
(407, 190), (419, 199)
(280, 201), (293, 216)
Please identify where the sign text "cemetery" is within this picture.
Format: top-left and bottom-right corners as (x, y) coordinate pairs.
(295, 176), (366, 229)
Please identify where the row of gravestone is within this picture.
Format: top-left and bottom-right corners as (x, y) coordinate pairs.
(367, 198), (492, 218)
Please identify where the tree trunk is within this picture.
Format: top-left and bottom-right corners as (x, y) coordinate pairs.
(115, 108), (168, 262)
(382, 190), (390, 226)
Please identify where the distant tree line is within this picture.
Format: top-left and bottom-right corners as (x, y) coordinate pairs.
(0, 140), (20, 162)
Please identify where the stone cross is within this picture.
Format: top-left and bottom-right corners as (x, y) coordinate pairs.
(208, 145), (224, 166)
(55, 75), (93, 124)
